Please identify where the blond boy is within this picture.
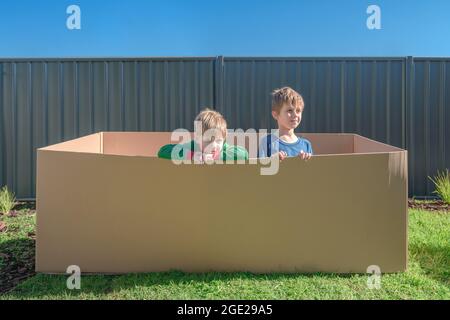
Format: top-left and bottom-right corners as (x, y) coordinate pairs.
(158, 108), (248, 162)
(259, 87), (313, 160)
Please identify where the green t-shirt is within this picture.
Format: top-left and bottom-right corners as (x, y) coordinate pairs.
(157, 140), (248, 161)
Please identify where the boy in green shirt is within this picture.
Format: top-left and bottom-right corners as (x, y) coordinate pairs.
(157, 108), (248, 162)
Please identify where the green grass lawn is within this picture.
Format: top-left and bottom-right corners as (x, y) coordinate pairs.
(0, 208), (449, 300)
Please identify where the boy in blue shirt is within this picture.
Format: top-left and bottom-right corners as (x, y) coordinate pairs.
(259, 87), (313, 161)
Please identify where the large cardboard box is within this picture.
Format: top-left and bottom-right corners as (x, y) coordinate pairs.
(36, 132), (408, 273)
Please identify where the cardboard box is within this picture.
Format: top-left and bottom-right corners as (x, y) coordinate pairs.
(36, 132), (408, 273)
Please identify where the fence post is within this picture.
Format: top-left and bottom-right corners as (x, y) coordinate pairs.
(405, 56), (414, 197)
(0, 62), (3, 188)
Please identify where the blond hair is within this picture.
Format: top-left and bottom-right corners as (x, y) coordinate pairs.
(194, 108), (227, 138)
(271, 87), (304, 114)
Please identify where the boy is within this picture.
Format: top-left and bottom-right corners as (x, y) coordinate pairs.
(259, 87), (313, 161)
(158, 108), (248, 162)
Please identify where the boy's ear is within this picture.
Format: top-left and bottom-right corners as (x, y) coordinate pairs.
(271, 110), (278, 121)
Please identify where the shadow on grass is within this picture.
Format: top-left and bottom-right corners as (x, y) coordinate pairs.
(5, 268), (363, 299)
(3, 242), (448, 299)
(0, 238), (36, 294)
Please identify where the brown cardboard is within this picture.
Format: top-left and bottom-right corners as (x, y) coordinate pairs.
(36, 132), (408, 274)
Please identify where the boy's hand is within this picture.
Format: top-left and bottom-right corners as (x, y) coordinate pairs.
(278, 151), (287, 161)
(299, 150), (312, 161)
(192, 152), (204, 164)
(192, 152), (216, 164)
(203, 153), (215, 164)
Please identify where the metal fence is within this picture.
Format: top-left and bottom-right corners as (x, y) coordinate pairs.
(1, 56), (449, 198)
(407, 58), (450, 197)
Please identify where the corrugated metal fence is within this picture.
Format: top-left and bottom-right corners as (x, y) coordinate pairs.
(1, 57), (449, 198)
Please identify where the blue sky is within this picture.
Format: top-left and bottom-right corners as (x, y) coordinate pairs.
(0, 0), (449, 57)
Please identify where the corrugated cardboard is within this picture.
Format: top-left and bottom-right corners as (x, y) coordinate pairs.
(36, 132), (408, 274)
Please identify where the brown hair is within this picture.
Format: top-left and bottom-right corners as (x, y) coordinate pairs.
(194, 108), (227, 138)
(271, 87), (304, 114)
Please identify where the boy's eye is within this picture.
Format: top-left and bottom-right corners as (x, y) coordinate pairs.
(203, 138), (223, 144)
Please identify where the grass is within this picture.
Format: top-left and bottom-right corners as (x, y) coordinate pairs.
(0, 212), (35, 294)
(429, 169), (450, 204)
(0, 208), (449, 300)
(0, 186), (16, 214)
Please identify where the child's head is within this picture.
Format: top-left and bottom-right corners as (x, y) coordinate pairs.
(194, 108), (227, 156)
(271, 87), (304, 131)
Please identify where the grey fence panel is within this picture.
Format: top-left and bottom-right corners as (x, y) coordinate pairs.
(220, 58), (406, 150)
(1, 56), (449, 199)
(408, 58), (450, 197)
(0, 63), (3, 191)
(0, 58), (216, 198)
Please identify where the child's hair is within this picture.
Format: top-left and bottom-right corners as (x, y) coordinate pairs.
(271, 87), (304, 114)
(194, 108), (227, 138)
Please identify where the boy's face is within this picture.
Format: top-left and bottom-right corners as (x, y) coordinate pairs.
(272, 103), (302, 130)
(196, 128), (225, 157)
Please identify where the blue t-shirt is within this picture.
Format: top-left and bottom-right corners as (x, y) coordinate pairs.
(258, 134), (313, 158)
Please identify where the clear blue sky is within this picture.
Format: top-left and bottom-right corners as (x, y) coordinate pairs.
(0, 0), (449, 57)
